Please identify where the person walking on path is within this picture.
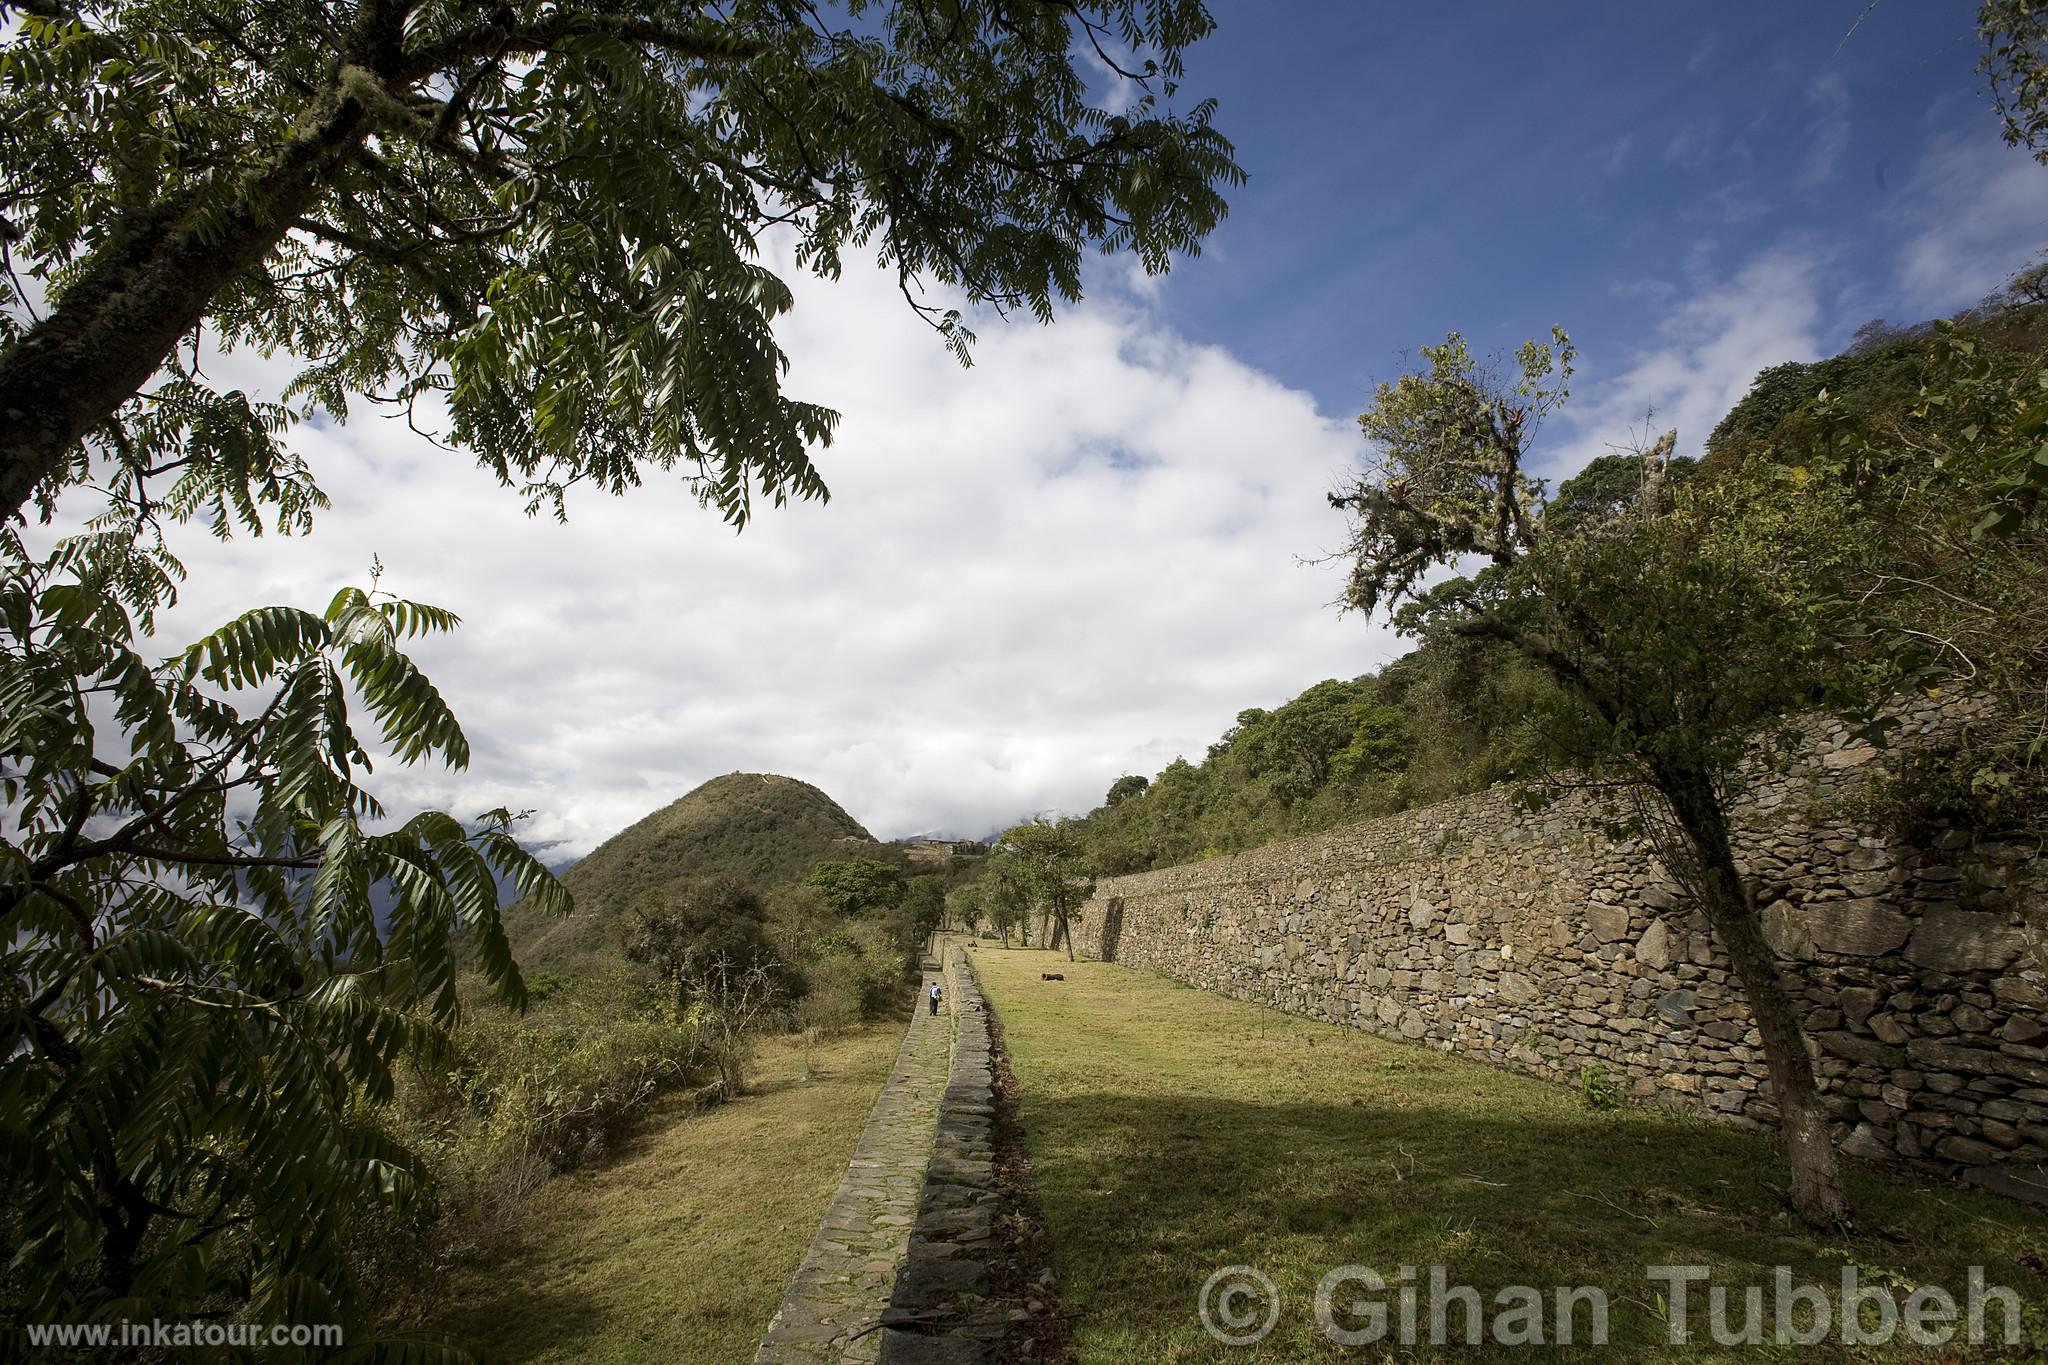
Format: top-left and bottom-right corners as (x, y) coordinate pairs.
(928, 981), (943, 1016)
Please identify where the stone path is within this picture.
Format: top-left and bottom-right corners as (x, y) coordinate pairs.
(754, 958), (956, 1364)
(875, 945), (1002, 1364)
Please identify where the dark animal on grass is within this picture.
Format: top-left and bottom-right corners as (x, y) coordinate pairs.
(1041, 973), (1065, 981)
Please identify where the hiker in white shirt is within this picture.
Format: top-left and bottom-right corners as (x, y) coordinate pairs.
(928, 982), (942, 1016)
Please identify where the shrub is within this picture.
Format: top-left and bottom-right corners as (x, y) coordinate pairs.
(1579, 1064), (1621, 1112)
(388, 990), (705, 1257)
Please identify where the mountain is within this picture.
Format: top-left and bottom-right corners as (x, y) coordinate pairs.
(503, 772), (883, 980)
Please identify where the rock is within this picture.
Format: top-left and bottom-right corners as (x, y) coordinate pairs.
(1585, 904), (1631, 943)
(1841, 1123), (1894, 1160)
(1444, 923), (1473, 947)
(1908, 1039), (2048, 1086)
(1642, 883), (1681, 911)
(1906, 910), (2026, 974)
(1636, 919), (1673, 970)
(1656, 989), (1699, 1027)
(2004, 1015), (2047, 1046)
(1815, 1030), (1906, 1068)
(1952, 1003), (1994, 1034)
(1994, 978), (2047, 1007)
(1961, 1164), (2048, 1205)
(1760, 900), (1814, 960)
(1806, 899), (1912, 957)
(1399, 1012), (1428, 1039)
(1868, 1014), (1911, 1045)
(1837, 986), (1880, 1030)
(1499, 972), (1538, 1004)
(1936, 1136), (2000, 1166)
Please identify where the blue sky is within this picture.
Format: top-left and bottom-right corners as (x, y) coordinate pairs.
(45, 2), (2048, 853)
(1145, 2), (2030, 466)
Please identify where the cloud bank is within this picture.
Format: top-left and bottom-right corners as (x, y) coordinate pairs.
(98, 253), (1394, 859)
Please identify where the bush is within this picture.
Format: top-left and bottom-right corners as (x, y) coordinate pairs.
(1579, 1064), (1621, 1112)
(385, 987), (705, 1259)
(802, 919), (910, 1019)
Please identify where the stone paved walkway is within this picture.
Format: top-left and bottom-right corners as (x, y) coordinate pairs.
(754, 960), (955, 1364)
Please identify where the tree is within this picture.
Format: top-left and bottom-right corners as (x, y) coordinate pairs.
(682, 957), (785, 1099)
(998, 817), (1095, 962)
(0, 538), (569, 1339)
(802, 856), (907, 917)
(983, 851), (1030, 948)
(948, 883), (984, 936)
(1104, 773), (1150, 806)
(0, 0), (1241, 532)
(903, 874), (946, 952)
(1228, 678), (1368, 803)
(1982, 0), (2048, 164)
(1329, 328), (1865, 1227)
(1328, 698), (1410, 788)
(625, 873), (782, 1006)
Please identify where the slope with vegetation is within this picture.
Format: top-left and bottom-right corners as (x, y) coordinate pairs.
(354, 772), (970, 1337)
(1067, 267), (2047, 890)
(413, 1020), (907, 1365)
(505, 772), (885, 979)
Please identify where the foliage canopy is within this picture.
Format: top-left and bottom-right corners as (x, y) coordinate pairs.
(0, 0), (1242, 531)
(1, 536), (566, 1345)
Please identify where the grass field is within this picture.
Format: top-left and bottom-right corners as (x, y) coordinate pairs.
(968, 942), (2048, 1363)
(420, 1017), (904, 1364)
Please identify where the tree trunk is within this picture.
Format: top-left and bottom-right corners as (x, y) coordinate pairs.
(1058, 911), (1074, 961)
(1663, 774), (1849, 1227)
(0, 80), (374, 526)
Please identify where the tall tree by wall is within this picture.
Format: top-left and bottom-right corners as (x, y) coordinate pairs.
(1000, 818), (1096, 962)
(1327, 329), (1879, 1227)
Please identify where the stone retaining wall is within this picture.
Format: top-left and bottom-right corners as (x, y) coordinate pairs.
(1073, 714), (2048, 1200)
(879, 946), (1003, 1364)
(754, 970), (953, 1365)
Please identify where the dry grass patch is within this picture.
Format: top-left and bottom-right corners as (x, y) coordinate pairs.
(417, 1017), (904, 1363)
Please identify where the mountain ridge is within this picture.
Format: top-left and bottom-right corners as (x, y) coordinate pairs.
(503, 772), (884, 979)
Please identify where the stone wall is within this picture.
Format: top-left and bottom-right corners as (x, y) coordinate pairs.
(1072, 714), (2048, 1200)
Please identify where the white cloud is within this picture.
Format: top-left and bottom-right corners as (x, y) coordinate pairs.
(38, 250), (1396, 858)
(1800, 70), (1851, 189)
(1563, 248), (1825, 466)
(1893, 128), (2048, 313)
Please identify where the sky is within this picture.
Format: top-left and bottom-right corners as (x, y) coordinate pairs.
(31, 2), (2048, 861)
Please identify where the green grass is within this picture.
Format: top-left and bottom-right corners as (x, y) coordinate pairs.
(419, 1018), (903, 1363)
(969, 943), (2048, 1363)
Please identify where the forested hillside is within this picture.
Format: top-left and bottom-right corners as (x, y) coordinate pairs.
(506, 772), (885, 978)
(1072, 266), (2048, 878)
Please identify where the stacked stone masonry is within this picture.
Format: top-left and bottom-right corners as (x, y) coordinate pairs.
(755, 949), (1003, 1365)
(754, 957), (953, 1365)
(1073, 711), (2047, 1202)
(877, 946), (1003, 1364)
